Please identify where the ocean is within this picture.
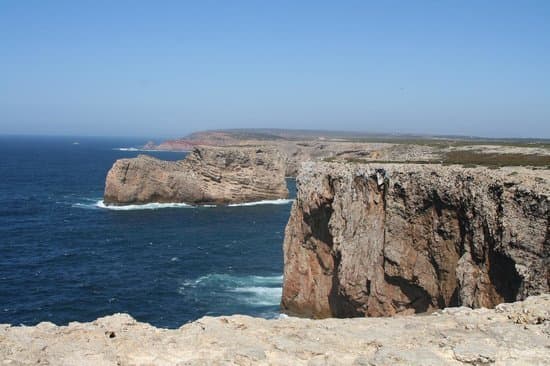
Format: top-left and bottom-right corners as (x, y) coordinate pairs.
(0, 136), (294, 328)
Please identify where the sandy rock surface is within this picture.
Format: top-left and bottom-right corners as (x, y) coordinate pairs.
(1, 295), (548, 365)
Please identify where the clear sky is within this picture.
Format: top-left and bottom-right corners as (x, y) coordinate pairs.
(1, 1), (549, 138)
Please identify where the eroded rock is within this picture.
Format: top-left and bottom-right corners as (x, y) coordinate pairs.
(104, 146), (289, 205)
(0, 295), (548, 365)
(282, 162), (549, 318)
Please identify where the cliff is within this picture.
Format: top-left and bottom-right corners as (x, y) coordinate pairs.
(104, 146), (288, 205)
(282, 162), (549, 318)
(144, 129), (550, 176)
(1, 295), (548, 365)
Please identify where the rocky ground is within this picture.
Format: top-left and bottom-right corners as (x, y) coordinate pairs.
(1, 295), (548, 365)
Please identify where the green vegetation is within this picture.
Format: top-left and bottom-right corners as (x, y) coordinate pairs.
(323, 157), (439, 165)
(444, 151), (550, 167)
(188, 129), (550, 148)
(341, 138), (550, 149)
(324, 151), (550, 168)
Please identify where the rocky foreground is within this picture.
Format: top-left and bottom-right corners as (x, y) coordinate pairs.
(104, 146), (288, 205)
(1, 295), (549, 365)
(283, 163), (549, 318)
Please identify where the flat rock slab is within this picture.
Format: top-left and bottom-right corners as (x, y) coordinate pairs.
(1, 295), (549, 365)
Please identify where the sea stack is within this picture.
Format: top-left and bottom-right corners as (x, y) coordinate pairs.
(282, 162), (549, 318)
(103, 146), (289, 205)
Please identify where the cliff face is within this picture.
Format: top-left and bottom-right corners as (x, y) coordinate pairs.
(282, 162), (549, 318)
(1, 295), (549, 365)
(104, 146), (288, 205)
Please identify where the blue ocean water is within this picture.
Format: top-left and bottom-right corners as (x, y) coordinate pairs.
(0, 136), (294, 328)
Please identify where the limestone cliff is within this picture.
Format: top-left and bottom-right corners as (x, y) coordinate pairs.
(282, 162), (549, 318)
(104, 146), (288, 205)
(1, 295), (549, 365)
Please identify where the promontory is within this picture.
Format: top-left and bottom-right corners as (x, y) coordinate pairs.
(103, 146), (289, 205)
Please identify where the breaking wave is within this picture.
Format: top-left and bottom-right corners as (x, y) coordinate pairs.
(179, 274), (283, 307)
(113, 147), (139, 151)
(73, 199), (293, 210)
(96, 201), (192, 210)
(72, 200), (192, 210)
(112, 147), (168, 152)
(227, 199), (294, 207)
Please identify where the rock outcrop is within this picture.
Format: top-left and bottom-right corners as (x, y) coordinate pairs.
(104, 146), (288, 205)
(282, 162), (549, 318)
(1, 295), (549, 365)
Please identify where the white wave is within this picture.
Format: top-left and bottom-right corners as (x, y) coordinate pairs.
(72, 200), (193, 210)
(179, 273), (283, 307)
(232, 286), (283, 306)
(182, 274), (283, 287)
(113, 147), (179, 152)
(72, 203), (93, 209)
(113, 147), (139, 151)
(227, 199), (294, 207)
(73, 198), (293, 210)
(96, 200), (192, 210)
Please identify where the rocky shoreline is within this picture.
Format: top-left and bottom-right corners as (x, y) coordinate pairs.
(1, 295), (548, 365)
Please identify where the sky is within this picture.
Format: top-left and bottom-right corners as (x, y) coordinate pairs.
(1, 1), (549, 138)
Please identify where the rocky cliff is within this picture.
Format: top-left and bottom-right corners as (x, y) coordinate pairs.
(1, 295), (548, 365)
(104, 146), (288, 205)
(282, 162), (549, 318)
(144, 129), (550, 177)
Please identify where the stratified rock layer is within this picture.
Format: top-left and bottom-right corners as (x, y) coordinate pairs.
(104, 146), (288, 205)
(282, 162), (549, 318)
(1, 295), (549, 365)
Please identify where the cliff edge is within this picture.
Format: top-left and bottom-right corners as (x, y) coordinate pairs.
(282, 162), (549, 318)
(1, 295), (548, 365)
(104, 146), (289, 205)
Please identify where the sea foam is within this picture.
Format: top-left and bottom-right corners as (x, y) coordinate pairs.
(113, 147), (140, 151)
(75, 199), (294, 210)
(232, 286), (283, 306)
(112, 147), (169, 152)
(96, 201), (192, 210)
(179, 273), (283, 307)
(227, 199), (294, 207)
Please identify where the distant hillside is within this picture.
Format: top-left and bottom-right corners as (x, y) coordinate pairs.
(182, 128), (550, 147)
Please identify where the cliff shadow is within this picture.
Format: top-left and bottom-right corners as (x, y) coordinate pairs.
(488, 247), (521, 303)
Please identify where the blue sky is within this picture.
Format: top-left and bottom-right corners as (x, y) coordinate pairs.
(1, 1), (549, 138)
